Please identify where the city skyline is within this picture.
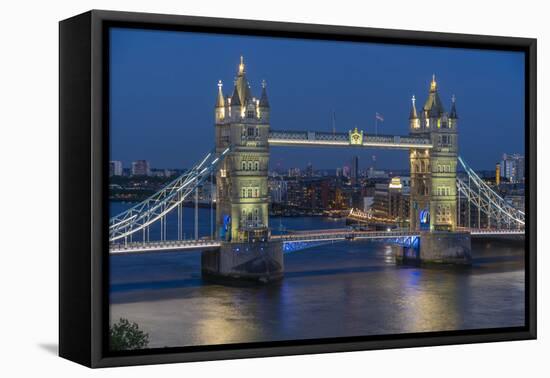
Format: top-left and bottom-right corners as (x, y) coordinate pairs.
(110, 28), (525, 171)
(109, 150), (525, 175)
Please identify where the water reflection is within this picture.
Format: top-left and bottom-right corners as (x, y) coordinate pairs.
(110, 232), (525, 349)
(395, 269), (461, 332)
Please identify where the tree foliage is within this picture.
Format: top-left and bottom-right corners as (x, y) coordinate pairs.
(109, 318), (150, 351)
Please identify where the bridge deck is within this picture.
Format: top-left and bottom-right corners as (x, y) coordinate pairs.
(110, 240), (221, 254)
(272, 229), (419, 242)
(461, 228), (525, 237)
(109, 228), (524, 255)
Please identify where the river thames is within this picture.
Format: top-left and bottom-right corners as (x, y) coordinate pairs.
(110, 203), (525, 349)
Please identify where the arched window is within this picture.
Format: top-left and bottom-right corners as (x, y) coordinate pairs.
(254, 161), (259, 170)
(242, 161), (247, 171)
(247, 188), (252, 198)
(248, 161), (253, 170)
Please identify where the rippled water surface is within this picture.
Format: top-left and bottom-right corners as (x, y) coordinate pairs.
(110, 210), (525, 348)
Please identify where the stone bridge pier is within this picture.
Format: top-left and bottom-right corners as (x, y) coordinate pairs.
(396, 231), (472, 266)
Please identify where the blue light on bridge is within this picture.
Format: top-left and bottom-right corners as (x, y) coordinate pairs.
(283, 240), (333, 254)
(221, 215), (231, 241)
(419, 209), (430, 231)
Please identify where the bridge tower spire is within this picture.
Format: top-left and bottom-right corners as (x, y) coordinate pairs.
(409, 95), (419, 129)
(409, 76), (458, 232)
(215, 80), (225, 122)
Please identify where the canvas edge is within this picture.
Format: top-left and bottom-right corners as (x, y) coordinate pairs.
(57, 9), (537, 368)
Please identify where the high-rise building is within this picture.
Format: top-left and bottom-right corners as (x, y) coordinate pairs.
(305, 162), (313, 177)
(109, 160), (123, 176)
(495, 163), (501, 186)
(500, 153), (525, 183)
(269, 178), (287, 203)
(131, 160), (150, 176)
(351, 155), (359, 186)
(342, 165), (350, 178)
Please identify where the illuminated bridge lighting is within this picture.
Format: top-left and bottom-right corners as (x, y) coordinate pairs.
(268, 130), (432, 150)
(107, 140), (524, 255)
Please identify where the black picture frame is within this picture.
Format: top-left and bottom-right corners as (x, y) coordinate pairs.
(59, 9), (537, 368)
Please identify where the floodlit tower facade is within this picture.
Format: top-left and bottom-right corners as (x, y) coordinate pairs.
(214, 57), (271, 242)
(409, 76), (458, 231)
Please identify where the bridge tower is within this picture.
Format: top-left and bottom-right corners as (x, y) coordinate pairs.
(214, 56), (271, 242)
(409, 76), (458, 232)
(205, 56), (282, 283)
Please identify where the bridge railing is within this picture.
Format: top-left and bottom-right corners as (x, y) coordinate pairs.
(109, 238), (222, 253)
(273, 229), (418, 242)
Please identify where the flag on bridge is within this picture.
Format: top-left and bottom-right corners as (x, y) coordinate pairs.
(375, 112), (384, 122)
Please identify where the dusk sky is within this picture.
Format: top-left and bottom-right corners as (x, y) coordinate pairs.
(109, 27), (525, 171)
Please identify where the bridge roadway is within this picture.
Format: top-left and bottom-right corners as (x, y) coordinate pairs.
(109, 229), (418, 254)
(109, 239), (222, 255)
(458, 228), (525, 237)
(109, 228), (524, 254)
(109, 227), (525, 254)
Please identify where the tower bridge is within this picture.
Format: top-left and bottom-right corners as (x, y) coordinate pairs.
(109, 57), (525, 283)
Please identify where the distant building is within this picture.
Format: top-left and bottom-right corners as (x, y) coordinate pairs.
(505, 195), (525, 213)
(351, 155), (359, 185)
(305, 163), (313, 177)
(500, 153), (524, 183)
(288, 167), (301, 177)
(150, 168), (176, 178)
(363, 196), (374, 213)
(131, 160), (151, 176)
(373, 176), (410, 221)
(367, 167), (389, 179)
(269, 178), (288, 203)
(109, 160), (123, 176)
(373, 181), (390, 218)
(342, 166), (350, 178)
(495, 163), (501, 186)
